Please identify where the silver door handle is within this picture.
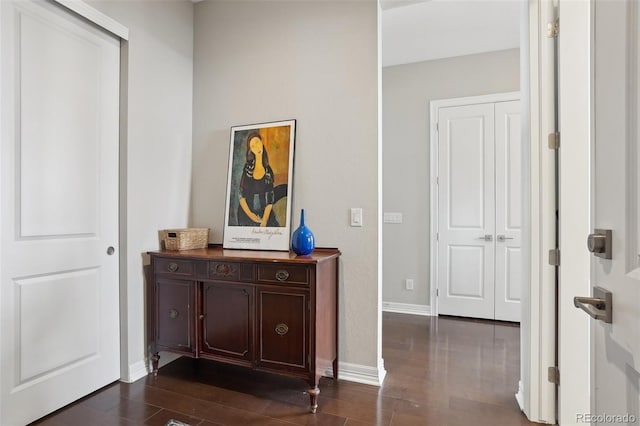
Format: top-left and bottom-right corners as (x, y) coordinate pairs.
(476, 234), (493, 241)
(573, 286), (612, 323)
(497, 235), (514, 242)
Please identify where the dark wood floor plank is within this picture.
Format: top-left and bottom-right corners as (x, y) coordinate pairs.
(259, 400), (347, 425)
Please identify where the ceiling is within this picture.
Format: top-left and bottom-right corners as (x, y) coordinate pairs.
(381, 0), (521, 67)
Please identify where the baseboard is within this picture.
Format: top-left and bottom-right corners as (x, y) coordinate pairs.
(123, 360), (148, 384)
(515, 380), (525, 412)
(157, 351), (182, 368)
(127, 355), (388, 387)
(122, 352), (184, 384)
(325, 360), (387, 386)
(382, 301), (432, 316)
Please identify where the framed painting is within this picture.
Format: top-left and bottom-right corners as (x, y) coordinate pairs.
(223, 119), (296, 251)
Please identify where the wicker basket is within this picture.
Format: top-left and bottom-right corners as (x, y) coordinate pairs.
(161, 228), (209, 250)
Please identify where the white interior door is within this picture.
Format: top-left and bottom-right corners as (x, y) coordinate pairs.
(0, 1), (121, 424)
(436, 98), (522, 321)
(437, 103), (496, 320)
(494, 100), (522, 322)
(585, 0), (640, 423)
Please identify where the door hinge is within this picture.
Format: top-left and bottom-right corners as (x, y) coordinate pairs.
(548, 366), (559, 384)
(436, 232), (439, 241)
(436, 122), (439, 132)
(548, 132), (560, 149)
(547, 19), (559, 38)
(436, 288), (439, 297)
(549, 249), (560, 266)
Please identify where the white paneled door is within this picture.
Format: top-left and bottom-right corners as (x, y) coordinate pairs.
(436, 97), (521, 322)
(437, 103), (496, 320)
(494, 101), (522, 322)
(0, 1), (121, 425)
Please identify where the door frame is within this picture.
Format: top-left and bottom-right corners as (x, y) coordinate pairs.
(429, 91), (520, 317)
(53, 0), (128, 40)
(557, 0), (594, 424)
(513, 0), (559, 423)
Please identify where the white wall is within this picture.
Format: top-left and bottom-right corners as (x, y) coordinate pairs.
(87, 0), (194, 381)
(191, 0), (382, 374)
(382, 49), (520, 309)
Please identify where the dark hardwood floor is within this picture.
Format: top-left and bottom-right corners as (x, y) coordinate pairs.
(31, 313), (539, 426)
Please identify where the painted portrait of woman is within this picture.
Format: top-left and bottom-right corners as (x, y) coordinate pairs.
(224, 120), (295, 250)
(236, 132), (282, 227)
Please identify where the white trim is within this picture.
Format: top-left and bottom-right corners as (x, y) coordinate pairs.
(520, 0), (557, 423)
(382, 301), (431, 316)
(157, 351), (183, 369)
(429, 91), (520, 318)
(430, 92), (521, 110)
(557, 1), (592, 424)
(125, 348), (387, 391)
(325, 361), (387, 387)
(429, 100), (439, 316)
(53, 0), (129, 40)
(123, 360), (148, 384)
(376, 0), (386, 394)
(515, 380), (525, 412)
(125, 350), (186, 384)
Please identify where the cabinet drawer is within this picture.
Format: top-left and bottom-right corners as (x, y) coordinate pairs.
(257, 265), (309, 285)
(155, 258), (195, 276)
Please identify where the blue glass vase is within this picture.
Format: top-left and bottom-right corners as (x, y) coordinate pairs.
(291, 209), (315, 255)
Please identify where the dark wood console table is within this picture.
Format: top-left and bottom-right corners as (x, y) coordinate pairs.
(147, 246), (340, 413)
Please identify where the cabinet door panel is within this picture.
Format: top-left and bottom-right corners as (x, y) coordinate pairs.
(201, 282), (253, 362)
(156, 279), (195, 354)
(257, 289), (308, 372)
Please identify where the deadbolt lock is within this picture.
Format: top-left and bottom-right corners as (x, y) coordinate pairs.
(587, 229), (612, 259)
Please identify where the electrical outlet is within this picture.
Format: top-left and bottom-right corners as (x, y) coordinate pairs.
(405, 279), (414, 290)
(383, 212), (403, 224)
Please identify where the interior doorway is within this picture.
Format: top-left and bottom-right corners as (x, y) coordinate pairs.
(378, 0), (558, 423)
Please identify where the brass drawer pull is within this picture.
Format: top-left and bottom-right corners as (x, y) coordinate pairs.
(275, 270), (289, 281)
(275, 323), (289, 336)
(216, 264), (230, 274)
(169, 309), (179, 319)
(167, 262), (179, 272)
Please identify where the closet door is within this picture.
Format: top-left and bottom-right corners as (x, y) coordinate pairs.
(494, 101), (522, 322)
(437, 103), (496, 320)
(0, 1), (121, 424)
(436, 99), (522, 322)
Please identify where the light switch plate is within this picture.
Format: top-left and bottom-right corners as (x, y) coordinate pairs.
(405, 279), (414, 290)
(350, 208), (363, 227)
